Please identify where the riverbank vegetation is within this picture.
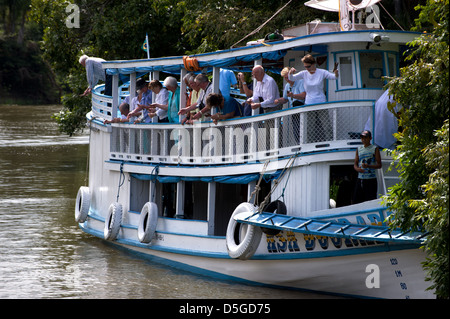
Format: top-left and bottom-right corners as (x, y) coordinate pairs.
(0, 0), (59, 104)
(383, 0), (449, 298)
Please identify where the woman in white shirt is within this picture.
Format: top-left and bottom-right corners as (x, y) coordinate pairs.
(147, 79), (169, 122)
(288, 54), (338, 105)
(289, 55), (339, 143)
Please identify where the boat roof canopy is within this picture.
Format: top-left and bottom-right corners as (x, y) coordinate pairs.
(103, 29), (420, 76)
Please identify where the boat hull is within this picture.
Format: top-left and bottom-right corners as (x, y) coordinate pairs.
(79, 219), (433, 299)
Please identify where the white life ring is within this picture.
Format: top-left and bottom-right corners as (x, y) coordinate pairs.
(226, 202), (262, 260)
(75, 186), (90, 223)
(104, 202), (123, 240)
(138, 202), (158, 243)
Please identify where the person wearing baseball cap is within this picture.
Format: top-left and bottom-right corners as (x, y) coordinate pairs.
(353, 130), (382, 203)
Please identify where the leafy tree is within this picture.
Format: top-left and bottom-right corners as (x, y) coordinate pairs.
(29, 0), (187, 135)
(180, 0), (332, 53)
(384, 0), (449, 298)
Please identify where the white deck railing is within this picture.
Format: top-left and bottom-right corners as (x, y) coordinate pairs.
(91, 84), (129, 121)
(107, 100), (374, 165)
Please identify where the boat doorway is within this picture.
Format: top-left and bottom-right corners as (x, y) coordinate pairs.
(214, 179), (271, 236)
(329, 165), (358, 208)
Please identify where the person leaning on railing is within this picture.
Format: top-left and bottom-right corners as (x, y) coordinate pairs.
(164, 76), (181, 123)
(181, 73), (202, 125)
(146, 79), (169, 123)
(178, 74), (213, 122)
(191, 92), (242, 124)
(138, 76), (179, 123)
(103, 103), (130, 124)
(275, 67), (306, 108)
(126, 78), (152, 123)
(79, 54), (112, 98)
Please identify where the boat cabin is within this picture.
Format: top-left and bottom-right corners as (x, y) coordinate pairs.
(87, 20), (418, 237)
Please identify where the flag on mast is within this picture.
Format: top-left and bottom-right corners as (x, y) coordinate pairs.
(142, 33), (150, 59)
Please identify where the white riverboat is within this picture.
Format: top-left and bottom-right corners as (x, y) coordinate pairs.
(75, 0), (434, 298)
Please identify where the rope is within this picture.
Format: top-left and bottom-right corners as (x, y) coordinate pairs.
(378, 2), (404, 31)
(150, 164), (160, 202)
(256, 153), (299, 213)
(231, 0), (293, 48)
(116, 162), (125, 202)
(370, 3), (384, 30)
(84, 117), (95, 185)
(249, 160), (270, 205)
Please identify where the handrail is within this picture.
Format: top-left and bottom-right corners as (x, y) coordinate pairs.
(108, 100), (374, 166)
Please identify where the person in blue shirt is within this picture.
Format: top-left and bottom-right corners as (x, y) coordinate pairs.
(275, 67), (306, 107)
(219, 68), (237, 99)
(126, 78), (152, 123)
(192, 92), (242, 124)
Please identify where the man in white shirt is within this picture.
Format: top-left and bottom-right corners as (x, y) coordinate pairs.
(247, 65), (281, 114)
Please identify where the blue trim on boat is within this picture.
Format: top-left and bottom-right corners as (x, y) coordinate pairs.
(80, 216), (421, 261)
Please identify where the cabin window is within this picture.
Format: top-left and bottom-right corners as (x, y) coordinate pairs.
(183, 181), (208, 220)
(161, 182), (177, 217)
(214, 183), (249, 236)
(359, 52), (384, 88)
(130, 177), (150, 212)
(387, 53), (398, 77)
(336, 52), (356, 90)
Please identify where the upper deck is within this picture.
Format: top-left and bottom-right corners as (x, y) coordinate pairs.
(88, 26), (419, 170)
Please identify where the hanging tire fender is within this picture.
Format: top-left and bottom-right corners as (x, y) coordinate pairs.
(226, 202), (262, 260)
(104, 202), (123, 240)
(75, 186), (90, 223)
(138, 202), (158, 243)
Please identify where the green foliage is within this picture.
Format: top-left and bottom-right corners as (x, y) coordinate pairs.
(52, 71), (91, 136)
(180, 0), (330, 53)
(383, 0), (449, 298)
(29, 0), (189, 135)
(415, 120), (449, 298)
(0, 36), (59, 104)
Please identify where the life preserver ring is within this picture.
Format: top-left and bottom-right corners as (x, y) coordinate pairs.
(226, 202), (262, 260)
(75, 186), (90, 223)
(104, 202), (123, 240)
(260, 200), (287, 236)
(183, 56), (202, 72)
(138, 202), (158, 243)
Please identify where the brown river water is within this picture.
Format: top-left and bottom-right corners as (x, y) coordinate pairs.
(0, 104), (339, 300)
